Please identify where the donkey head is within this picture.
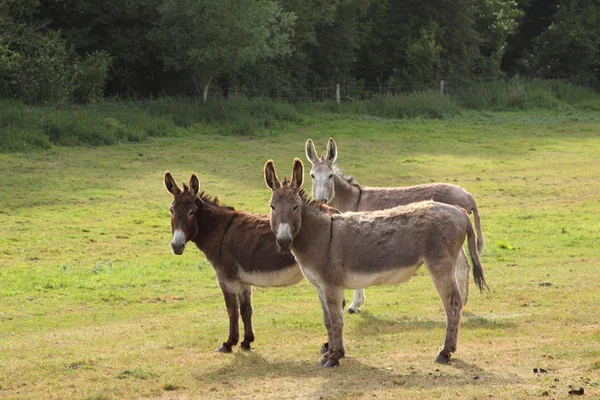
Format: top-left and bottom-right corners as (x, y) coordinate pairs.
(264, 158), (304, 251)
(164, 172), (200, 255)
(305, 137), (337, 204)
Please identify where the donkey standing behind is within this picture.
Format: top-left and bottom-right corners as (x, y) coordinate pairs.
(265, 158), (488, 367)
(306, 138), (485, 313)
(164, 172), (305, 353)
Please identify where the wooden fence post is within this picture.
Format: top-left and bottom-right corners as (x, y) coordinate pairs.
(440, 80), (445, 95)
(335, 84), (341, 104)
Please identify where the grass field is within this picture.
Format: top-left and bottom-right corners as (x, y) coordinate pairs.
(1, 110), (599, 399)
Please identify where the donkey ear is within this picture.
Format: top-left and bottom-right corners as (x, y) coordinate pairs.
(264, 160), (281, 190)
(291, 158), (304, 189)
(189, 174), (200, 195)
(305, 139), (320, 165)
(326, 138), (337, 163)
(164, 172), (181, 195)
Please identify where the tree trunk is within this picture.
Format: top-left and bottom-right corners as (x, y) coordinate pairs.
(202, 76), (213, 103)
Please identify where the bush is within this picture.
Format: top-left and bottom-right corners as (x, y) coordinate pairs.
(40, 104), (178, 146)
(13, 31), (74, 104)
(333, 91), (459, 119)
(72, 51), (113, 104)
(0, 45), (21, 97)
(0, 99), (180, 152)
(2, 80), (599, 153)
(451, 79), (599, 111)
(146, 95), (303, 134)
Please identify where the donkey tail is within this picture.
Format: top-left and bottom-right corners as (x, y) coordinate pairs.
(471, 203), (485, 255)
(466, 217), (489, 293)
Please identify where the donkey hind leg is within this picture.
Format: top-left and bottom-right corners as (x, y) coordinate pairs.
(429, 261), (463, 364)
(321, 287), (346, 368)
(455, 248), (470, 307)
(347, 289), (365, 314)
(217, 281), (240, 353)
(238, 284), (254, 351)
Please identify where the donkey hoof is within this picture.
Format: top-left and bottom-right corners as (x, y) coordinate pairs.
(240, 342), (252, 351)
(320, 342), (329, 354)
(216, 344), (232, 353)
(435, 352), (451, 364)
(322, 359), (340, 368)
(347, 307), (359, 314)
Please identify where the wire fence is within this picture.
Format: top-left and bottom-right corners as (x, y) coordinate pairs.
(1, 77), (597, 117)
(0, 82), (444, 116)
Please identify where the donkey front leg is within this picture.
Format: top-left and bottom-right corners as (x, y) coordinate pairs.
(347, 289), (365, 314)
(217, 281), (240, 353)
(429, 263), (463, 364)
(316, 287), (334, 359)
(238, 284), (255, 351)
(320, 287), (346, 368)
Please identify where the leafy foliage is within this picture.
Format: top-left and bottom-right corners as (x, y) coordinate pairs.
(0, 44), (20, 95)
(474, 0), (523, 77)
(533, 0), (600, 86)
(0, 0), (597, 102)
(72, 51), (113, 104)
(155, 0), (295, 98)
(13, 31), (74, 104)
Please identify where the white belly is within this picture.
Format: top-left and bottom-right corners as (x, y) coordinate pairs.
(344, 264), (421, 289)
(238, 265), (304, 287)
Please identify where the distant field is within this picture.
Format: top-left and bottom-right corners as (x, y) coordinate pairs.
(1, 110), (599, 399)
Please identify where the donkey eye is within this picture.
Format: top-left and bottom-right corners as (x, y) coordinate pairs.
(169, 208), (174, 215)
(189, 210), (195, 217)
(270, 205), (275, 211)
(292, 205), (299, 211)
(310, 174), (315, 179)
(328, 174), (333, 179)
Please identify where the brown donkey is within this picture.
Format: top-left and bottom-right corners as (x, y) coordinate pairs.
(306, 138), (485, 313)
(164, 172), (304, 353)
(265, 158), (488, 367)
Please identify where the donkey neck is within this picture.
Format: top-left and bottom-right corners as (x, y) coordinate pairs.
(331, 174), (362, 212)
(292, 199), (333, 256)
(190, 198), (236, 257)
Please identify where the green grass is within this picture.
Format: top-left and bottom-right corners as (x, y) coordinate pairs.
(1, 110), (600, 399)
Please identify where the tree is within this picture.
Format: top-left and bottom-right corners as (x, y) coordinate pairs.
(297, 0), (371, 86)
(156, 0), (295, 102)
(37, 0), (164, 96)
(356, 0), (479, 90)
(473, 0), (522, 77)
(501, 0), (558, 76)
(533, 0), (600, 85)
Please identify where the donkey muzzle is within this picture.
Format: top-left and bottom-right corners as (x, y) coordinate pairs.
(275, 223), (293, 251)
(315, 196), (328, 204)
(171, 241), (185, 255)
(171, 230), (186, 255)
(276, 236), (292, 251)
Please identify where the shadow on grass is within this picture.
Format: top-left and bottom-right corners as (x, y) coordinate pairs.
(195, 350), (520, 398)
(348, 310), (518, 338)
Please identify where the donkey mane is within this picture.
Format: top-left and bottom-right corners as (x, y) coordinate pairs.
(198, 191), (235, 211)
(180, 183), (234, 211)
(333, 165), (362, 189)
(299, 189), (333, 213)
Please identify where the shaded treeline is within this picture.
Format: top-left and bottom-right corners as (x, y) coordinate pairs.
(0, 0), (599, 104)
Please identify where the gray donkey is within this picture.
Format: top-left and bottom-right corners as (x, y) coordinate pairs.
(265, 158), (488, 367)
(306, 138), (485, 313)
